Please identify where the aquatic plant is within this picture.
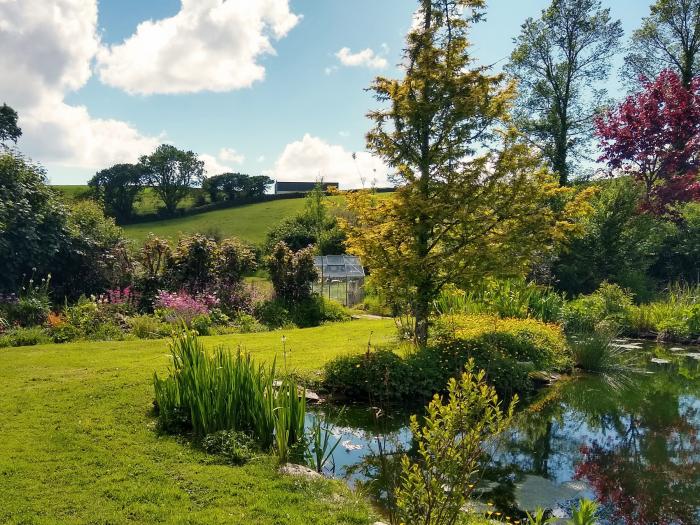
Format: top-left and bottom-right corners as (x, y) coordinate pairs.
(568, 327), (633, 374)
(306, 411), (342, 473)
(153, 330), (305, 453)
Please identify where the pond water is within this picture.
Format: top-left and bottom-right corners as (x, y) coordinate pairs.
(308, 340), (700, 524)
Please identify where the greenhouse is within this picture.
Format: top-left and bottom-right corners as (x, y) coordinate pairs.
(312, 255), (365, 306)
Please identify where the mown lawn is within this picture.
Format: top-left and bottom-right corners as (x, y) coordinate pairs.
(0, 319), (395, 524)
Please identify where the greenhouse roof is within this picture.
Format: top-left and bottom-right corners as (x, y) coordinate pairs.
(313, 255), (365, 279)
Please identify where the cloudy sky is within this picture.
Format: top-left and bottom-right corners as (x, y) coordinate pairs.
(0, 0), (645, 187)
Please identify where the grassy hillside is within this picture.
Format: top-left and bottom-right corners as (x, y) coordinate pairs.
(122, 198), (310, 244)
(0, 319), (394, 524)
(53, 185), (197, 214)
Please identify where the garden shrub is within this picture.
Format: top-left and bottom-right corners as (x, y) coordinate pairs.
(254, 299), (292, 328)
(166, 234), (219, 294)
(128, 315), (172, 339)
(266, 242), (318, 304)
(232, 313), (267, 333)
(561, 282), (633, 333)
(323, 347), (412, 403)
(202, 430), (257, 465)
(0, 326), (52, 348)
(323, 314), (566, 403)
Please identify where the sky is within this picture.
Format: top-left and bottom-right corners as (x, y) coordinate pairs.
(0, 0), (648, 187)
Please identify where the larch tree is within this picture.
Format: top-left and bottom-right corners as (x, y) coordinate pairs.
(506, 0), (623, 185)
(343, 0), (593, 347)
(624, 0), (700, 88)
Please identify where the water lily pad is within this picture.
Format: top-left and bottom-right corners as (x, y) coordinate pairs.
(514, 475), (590, 512)
(651, 358), (671, 364)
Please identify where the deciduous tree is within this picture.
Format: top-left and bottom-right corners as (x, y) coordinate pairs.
(88, 163), (144, 222)
(0, 103), (21, 145)
(507, 0), (623, 185)
(624, 0), (700, 88)
(596, 69), (700, 214)
(345, 0), (593, 346)
(140, 144), (204, 216)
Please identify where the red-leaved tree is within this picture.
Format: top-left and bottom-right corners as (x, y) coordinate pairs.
(596, 69), (700, 214)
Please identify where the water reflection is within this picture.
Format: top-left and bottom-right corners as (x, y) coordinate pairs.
(310, 342), (700, 524)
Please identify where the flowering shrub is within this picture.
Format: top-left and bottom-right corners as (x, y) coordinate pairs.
(155, 290), (218, 325)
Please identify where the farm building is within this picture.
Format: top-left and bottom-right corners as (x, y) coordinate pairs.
(274, 181), (339, 194)
(312, 255), (365, 306)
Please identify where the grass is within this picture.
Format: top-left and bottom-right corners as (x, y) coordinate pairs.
(122, 198), (311, 244)
(53, 185), (197, 215)
(0, 319), (394, 524)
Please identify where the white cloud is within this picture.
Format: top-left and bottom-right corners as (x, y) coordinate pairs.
(0, 0), (158, 168)
(267, 134), (391, 189)
(257, 155), (266, 162)
(200, 147), (247, 175)
(335, 47), (388, 69)
(97, 0), (300, 95)
(218, 147), (245, 164)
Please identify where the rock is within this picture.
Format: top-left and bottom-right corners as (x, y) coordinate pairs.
(650, 358), (671, 365)
(305, 389), (322, 403)
(613, 343), (644, 350)
(683, 352), (700, 360)
(278, 463), (322, 480)
(530, 371), (563, 385)
(372, 522), (390, 525)
(670, 347), (685, 352)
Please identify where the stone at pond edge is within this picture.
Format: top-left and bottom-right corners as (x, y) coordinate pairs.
(650, 358), (671, 365)
(278, 463), (322, 479)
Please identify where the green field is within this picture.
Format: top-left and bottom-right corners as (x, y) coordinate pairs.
(53, 185), (198, 215)
(0, 319), (395, 524)
(122, 198), (310, 244)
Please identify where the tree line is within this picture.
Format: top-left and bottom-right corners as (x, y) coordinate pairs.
(88, 147), (273, 223)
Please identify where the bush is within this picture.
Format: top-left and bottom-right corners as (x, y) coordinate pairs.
(320, 298), (351, 323)
(561, 282), (633, 333)
(233, 313), (267, 333)
(202, 430), (257, 465)
(266, 242), (318, 304)
(568, 328), (630, 373)
(254, 299), (292, 328)
(128, 315), (172, 339)
(0, 326), (52, 348)
(323, 314), (567, 403)
(323, 348), (411, 403)
(166, 234), (219, 293)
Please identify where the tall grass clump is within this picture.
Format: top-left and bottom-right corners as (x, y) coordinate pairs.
(153, 330), (305, 457)
(568, 326), (632, 375)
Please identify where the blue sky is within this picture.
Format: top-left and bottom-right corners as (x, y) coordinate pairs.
(1, 0), (647, 186)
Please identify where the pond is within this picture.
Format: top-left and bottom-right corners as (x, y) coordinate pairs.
(308, 340), (700, 524)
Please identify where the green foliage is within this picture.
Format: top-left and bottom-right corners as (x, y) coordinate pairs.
(347, 0), (593, 346)
(394, 360), (515, 525)
(54, 200), (133, 300)
(323, 314), (567, 402)
(306, 412), (342, 473)
(562, 282), (633, 333)
(554, 179), (671, 299)
(0, 326), (51, 348)
(0, 103), (21, 144)
(88, 163), (144, 222)
(568, 327), (631, 373)
(0, 151), (69, 292)
(202, 172), (272, 202)
(526, 507), (556, 525)
(265, 183), (346, 256)
(201, 429), (257, 465)
(166, 233), (219, 293)
(127, 314), (172, 339)
(233, 312), (268, 333)
(507, 0), (622, 184)
(267, 242), (318, 304)
(140, 144), (205, 216)
(323, 348), (411, 403)
(3, 273), (52, 327)
(434, 280), (565, 323)
(153, 331), (306, 453)
(569, 499), (599, 525)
